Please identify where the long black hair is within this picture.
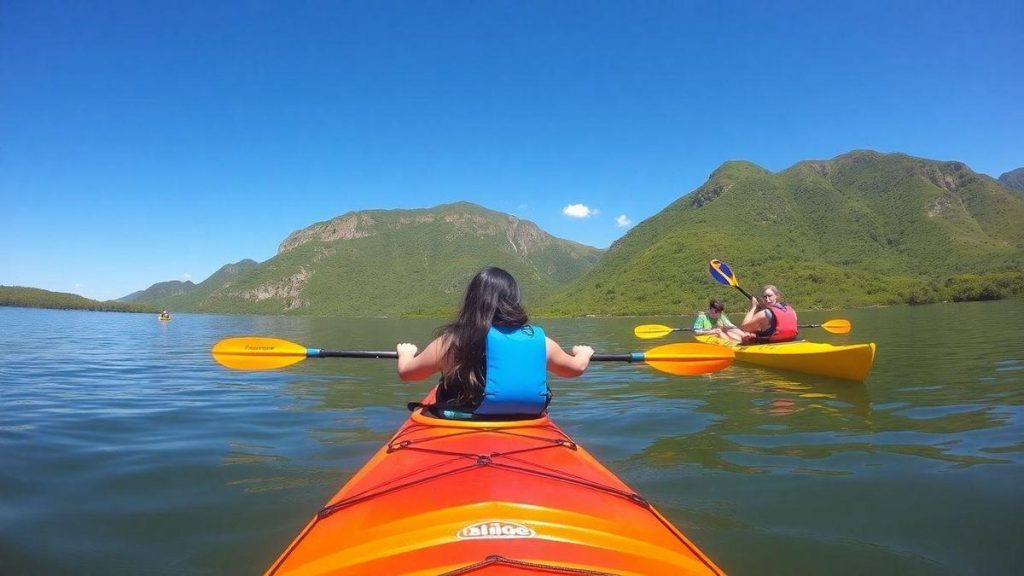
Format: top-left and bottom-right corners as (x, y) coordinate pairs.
(437, 267), (529, 405)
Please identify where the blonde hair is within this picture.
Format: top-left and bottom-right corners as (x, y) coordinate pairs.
(762, 284), (784, 304)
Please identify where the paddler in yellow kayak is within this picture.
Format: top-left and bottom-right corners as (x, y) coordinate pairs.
(740, 284), (799, 343)
(692, 299), (746, 342)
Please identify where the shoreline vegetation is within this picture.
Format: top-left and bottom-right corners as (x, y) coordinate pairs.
(3, 277), (1022, 317)
(0, 286), (158, 314)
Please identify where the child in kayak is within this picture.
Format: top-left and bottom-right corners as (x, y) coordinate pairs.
(741, 284), (799, 343)
(692, 299), (745, 342)
(396, 266), (594, 418)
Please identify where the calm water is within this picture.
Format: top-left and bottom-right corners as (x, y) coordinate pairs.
(1, 301), (1022, 575)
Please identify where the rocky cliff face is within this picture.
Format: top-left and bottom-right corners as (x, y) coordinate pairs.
(278, 213), (380, 253)
(279, 204), (561, 256)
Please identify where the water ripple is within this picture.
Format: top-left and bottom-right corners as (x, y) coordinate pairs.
(2, 305), (1023, 575)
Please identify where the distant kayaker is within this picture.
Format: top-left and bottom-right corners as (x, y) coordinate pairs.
(692, 299), (745, 342)
(741, 284), (799, 343)
(396, 266), (594, 418)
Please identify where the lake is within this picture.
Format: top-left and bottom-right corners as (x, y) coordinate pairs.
(1, 301), (1021, 575)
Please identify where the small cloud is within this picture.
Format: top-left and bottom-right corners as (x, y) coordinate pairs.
(74, 283), (86, 289)
(517, 203), (528, 210)
(563, 203), (598, 218)
(615, 214), (632, 227)
(181, 273), (192, 281)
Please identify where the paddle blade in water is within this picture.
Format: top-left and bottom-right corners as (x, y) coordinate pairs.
(634, 324), (675, 339)
(641, 342), (734, 375)
(708, 259), (737, 287)
(211, 337), (309, 370)
(820, 318), (852, 334)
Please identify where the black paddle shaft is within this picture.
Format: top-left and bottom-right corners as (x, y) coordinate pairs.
(314, 351), (651, 363)
(315, 350), (399, 359)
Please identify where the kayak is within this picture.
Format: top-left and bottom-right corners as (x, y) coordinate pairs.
(694, 334), (876, 381)
(158, 315), (171, 321)
(266, 388), (725, 575)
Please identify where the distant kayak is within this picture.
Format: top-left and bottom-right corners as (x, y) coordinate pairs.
(695, 334), (876, 381)
(265, 387), (725, 575)
(158, 315), (171, 321)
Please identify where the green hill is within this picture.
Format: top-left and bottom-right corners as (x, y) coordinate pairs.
(119, 280), (196, 303)
(118, 259), (258, 308)
(130, 203), (602, 316)
(999, 167), (1024, 192)
(538, 151), (1024, 315)
(1, 286), (156, 313)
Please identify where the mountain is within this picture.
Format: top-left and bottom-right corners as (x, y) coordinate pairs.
(128, 203), (602, 315)
(119, 280), (196, 303)
(998, 168), (1024, 192)
(118, 259), (258, 308)
(539, 151), (1024, 315)
(2, 286), (155, 313)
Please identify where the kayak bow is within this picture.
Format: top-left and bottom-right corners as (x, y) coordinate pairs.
(265, 388), (726, 575)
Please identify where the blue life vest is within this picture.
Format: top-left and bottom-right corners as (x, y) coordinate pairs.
(473, 325), (549, 416)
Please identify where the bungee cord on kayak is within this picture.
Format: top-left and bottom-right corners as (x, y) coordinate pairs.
(317, 422), (648, 521)
(258, 392), (725, 575)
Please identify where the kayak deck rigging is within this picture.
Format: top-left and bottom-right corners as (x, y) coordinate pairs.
(316, 422), (652, 522)
(439, 554), (622, 575)
(266, 399), (725, 575)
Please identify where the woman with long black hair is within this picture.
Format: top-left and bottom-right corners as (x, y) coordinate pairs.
(396, 266), (593, 417)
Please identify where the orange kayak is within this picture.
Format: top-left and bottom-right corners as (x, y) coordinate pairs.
(266, 388), (725, 575)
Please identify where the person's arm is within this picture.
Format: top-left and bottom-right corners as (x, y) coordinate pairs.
(545, 337), (594, 377)
(741, 298), (774, 333)
(720, 313), (735, 328)
(741, 297), (761, 328)
(396, 337), (446, 381)
(692, 313), (710, 334)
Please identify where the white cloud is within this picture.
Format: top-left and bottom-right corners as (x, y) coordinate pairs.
(615, 214), (632, 227)
(563, 203), (598, 218)
(181, 273), (192, 281)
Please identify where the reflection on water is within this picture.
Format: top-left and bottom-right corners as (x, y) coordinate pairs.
(1, 301), (1023, 575)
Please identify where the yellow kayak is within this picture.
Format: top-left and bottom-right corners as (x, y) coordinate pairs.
(694, 334), (876, 381)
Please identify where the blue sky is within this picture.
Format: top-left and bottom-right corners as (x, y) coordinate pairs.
(2, 1), (1021, 301)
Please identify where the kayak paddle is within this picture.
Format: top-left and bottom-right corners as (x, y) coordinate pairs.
(708, 259), (757, 302)
(211, 336), (734, 376)
(634, 324), (695, 339)
(634, 319), (852, 340)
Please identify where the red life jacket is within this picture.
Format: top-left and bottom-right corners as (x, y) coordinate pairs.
(757, 304), (799, 343)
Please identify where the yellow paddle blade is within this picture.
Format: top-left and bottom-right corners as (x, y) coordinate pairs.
(642, 342), (734, 376)
(634, 324), (675, 339)
(820, 318), (852, 334)
(211, 337), (309, 370)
